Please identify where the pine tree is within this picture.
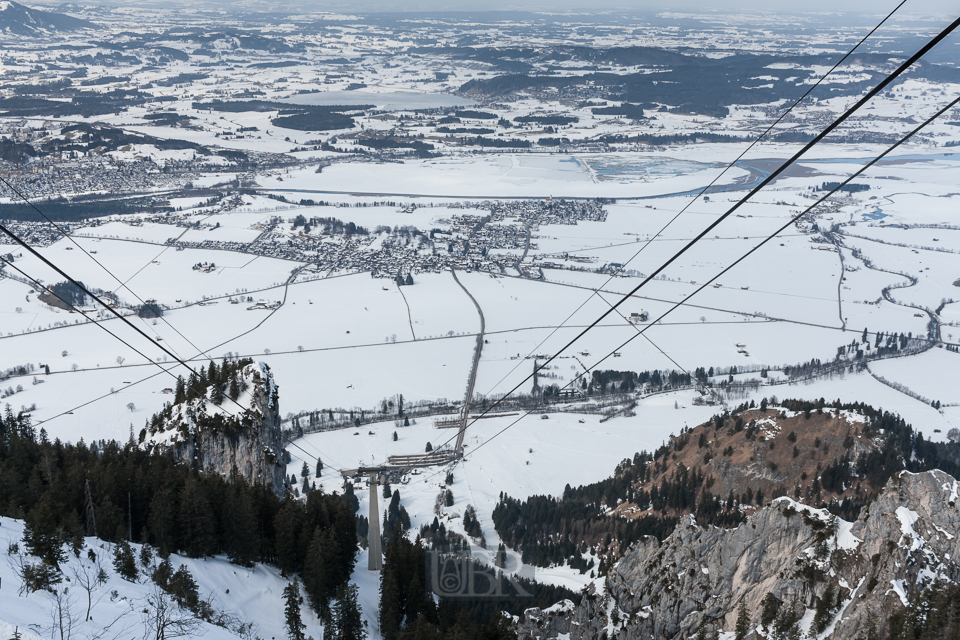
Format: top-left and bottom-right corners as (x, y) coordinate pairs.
(735, 601), (750, 640)
(334, 583), (367, 640)
(174, 376), (186, 404)
(229, 373), (241, 401)
(178, 478), (217, 558)
(186, 372), (201, 401)
(224, 481), (259, 567)
(378, 545), (404, 640)
(23, 494), (68, 568)
(284, 578), (307, 640)
(113, 539), (138, 581)
(696, 620), (708, 640)
(303, 525), (340, 619)
(274, 499), (304, 576)
(813, 583), (836, 634)
(147, 486), (177, 554)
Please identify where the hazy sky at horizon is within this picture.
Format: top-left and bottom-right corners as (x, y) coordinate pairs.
(28, 0), (958, 16)
(325, 0), (955, 13)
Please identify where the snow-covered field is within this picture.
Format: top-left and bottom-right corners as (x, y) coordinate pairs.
(3, 150), (960, 444)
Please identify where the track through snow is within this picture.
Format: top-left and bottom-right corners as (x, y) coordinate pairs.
(451, 268), (486, 453)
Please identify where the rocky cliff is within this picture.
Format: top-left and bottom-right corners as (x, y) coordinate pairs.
(146, 361), (287, 495)
(518, 469), (960, 640)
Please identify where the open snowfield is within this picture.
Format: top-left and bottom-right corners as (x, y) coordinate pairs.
(8, 236), (300, 308)
(4, 149), (960, 446)
(0, 269), (483, 440)
(869, 347), (960, 407)
(74, 220), (190, 245)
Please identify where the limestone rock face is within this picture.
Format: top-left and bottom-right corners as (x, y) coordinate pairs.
(148, 362), (286, 496)
(516, 470), (960, 640)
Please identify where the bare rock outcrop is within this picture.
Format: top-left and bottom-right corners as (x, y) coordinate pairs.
(146, 361), (287, 495)
(517, 469), (960, 640)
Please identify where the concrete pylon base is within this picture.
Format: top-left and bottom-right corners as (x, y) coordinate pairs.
(367, 472), (383, 571)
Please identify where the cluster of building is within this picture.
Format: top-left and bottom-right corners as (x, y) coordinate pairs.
(1, 194), (611, 284)
(164, 198), (609, 279)
(0, 156), (185, 201)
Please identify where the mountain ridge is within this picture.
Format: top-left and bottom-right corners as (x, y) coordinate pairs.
(517, 469), (960, 640)
(0, 1), (95, 34)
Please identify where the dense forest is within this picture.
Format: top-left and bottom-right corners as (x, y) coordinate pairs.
(0, 194), (173, 222)
(379, 534), (577, 640)
(596, 132), (748, 145)
(0, 93), (154, 118)
(47, 279), (88, 307)
(0, 137), (36, 163)
(0, 406), (357, 622)
(192, 99), (367, 132)
(591, 102), (647, 119)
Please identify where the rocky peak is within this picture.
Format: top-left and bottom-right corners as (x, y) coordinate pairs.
(145, 360), (286, 495)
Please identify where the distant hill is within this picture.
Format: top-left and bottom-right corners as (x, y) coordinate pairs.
(492, 398), (960, 568)
(0, 1), (95, 34)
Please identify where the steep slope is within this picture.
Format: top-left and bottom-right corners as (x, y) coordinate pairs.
(145, 359), (287, 495)
(517, 469), (960, 640)
(0, 516), (306, 640)
(0, 1), (94, 34)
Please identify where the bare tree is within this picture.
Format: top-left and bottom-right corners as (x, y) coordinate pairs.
(142, 587), (203, 640)
(48, 586), (78, 640)
(72, 555), (109, 622)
